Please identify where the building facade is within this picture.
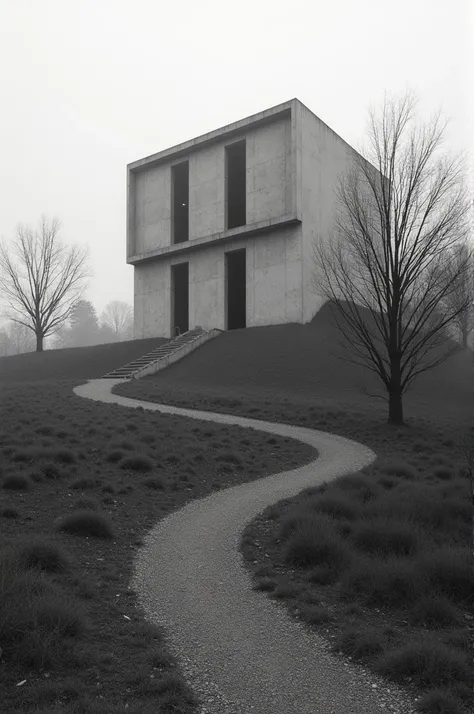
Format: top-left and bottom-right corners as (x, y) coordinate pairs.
(127, 98), (366, 339)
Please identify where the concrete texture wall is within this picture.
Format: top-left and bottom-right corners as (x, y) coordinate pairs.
(299, 104), (360, 322)
(133, 224), (303, 338)
(130, 115), (293, 256)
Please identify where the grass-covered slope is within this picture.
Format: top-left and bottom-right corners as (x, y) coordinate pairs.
(0, 337), (167, 383)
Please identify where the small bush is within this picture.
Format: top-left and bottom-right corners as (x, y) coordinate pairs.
(380, 459), (418, 480)
(298, 604), (332, 624)
(333, 473), (379, 502)
(409, 595), (462, 628)
(309, 494), (360, 520)
(2, 474), (31, 490)
(142, 476), (165, 490)
(71, 477), (101, 490)
(419, 547), (472, 604)
(17, 539), (70, 573)
(417, 689), (464, 714)
(374, 638), (471, 687)
(283, 515), (350, 571)
(305, 566), (340, 585)
(105, 450), (125, 463)
(53, 449), (76, 464)
(0, 508), (19, 518)
(338, 555), (421, 607)
(350, 519), (420, 557)
(42, 462), (64, 480)
(335, 627), (386, 664)
(120, 454), (154, 472)
(55, 511), (114, 539)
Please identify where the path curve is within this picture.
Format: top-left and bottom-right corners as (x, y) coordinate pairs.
(74, 379), (416, 714)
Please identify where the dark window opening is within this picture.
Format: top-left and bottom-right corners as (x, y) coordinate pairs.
(226, 249), (246, 330)
(171, 262), (189, 334)
(172, 161), (189, 244)
(226, 141), (246, 229)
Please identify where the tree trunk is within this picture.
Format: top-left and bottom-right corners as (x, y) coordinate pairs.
(36, 332), (44, 352)
(388, 389), (404, 425)
(388, 353), (404, 425)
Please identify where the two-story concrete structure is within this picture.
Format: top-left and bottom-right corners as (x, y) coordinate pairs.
(127, 98), (368, 339)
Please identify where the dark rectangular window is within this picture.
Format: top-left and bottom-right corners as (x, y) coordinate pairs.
(172, 161), (189, 244)
(226, 140), (246, 229)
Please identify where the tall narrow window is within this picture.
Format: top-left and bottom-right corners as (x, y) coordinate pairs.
(226, 140), (246, 229)
(172, 161), (189, 243)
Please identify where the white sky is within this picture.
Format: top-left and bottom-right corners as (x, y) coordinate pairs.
(0, 0), (472, 315)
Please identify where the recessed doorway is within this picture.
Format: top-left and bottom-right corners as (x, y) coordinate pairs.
(171, 262), (189, 335)
(226, 249), (246, 330)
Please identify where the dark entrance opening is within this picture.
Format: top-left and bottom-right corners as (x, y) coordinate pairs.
(226, 249), (246, 330)
(171, 262), (189, 335)
(172, 161), (189, 244)
(226, 140), (246, 229)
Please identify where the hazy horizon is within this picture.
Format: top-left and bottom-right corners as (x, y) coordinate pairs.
(0, 0), (472, 317)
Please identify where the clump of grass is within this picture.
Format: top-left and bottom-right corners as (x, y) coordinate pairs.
(42, 462), (64, 480)
(53, 448), (76, 464)
(253, 578), (277, 592)
(433, 467), (453, 480)
(416, 689), (464, 714)
(373, 637), (471, 688)
(334, 627), (386, 664)
(215, 451), (243, 466)
(120, 454), (154, 472)
(73, 497), (99, 511)
(0, 507), (19, 518)
(338, 555), (421, 607)
(333, 473), (380, 502)
(350, 518), (420, 557)
(418, 547), (472, 604)
(308, 494), (360, 520)
(379, 459), (418, 480)
(16, 539), (70, 573)
(282, 514), (351, 572)
(142, 476), (165, 490)
(298, 604), (333, 624)
(408, 595), (461, 628)
(2, 473), (31, 490)
(55, 511), (115, 539)
(105, 450), (125, 463)
(71, 477), (101, 490)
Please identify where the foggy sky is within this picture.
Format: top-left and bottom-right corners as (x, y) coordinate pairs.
(0, 0), (471, 315)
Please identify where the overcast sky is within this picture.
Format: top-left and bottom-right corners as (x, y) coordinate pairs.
(0, 0), (472, 315)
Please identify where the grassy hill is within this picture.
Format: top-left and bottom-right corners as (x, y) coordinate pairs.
(115, 301), (473, 425)
(0, 337), (167, 383)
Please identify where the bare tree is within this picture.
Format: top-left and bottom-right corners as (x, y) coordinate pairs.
(100, 301), (134, 341)
(431, 242), (474, 348)
(0, 216), (90, 351)
(0, 320), (35, 355)
(312, 92), (471, 425)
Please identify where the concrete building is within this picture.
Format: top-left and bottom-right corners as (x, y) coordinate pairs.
(127, 98), (369, 339)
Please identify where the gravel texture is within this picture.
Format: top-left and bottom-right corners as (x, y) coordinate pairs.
(74, 379), (418, 714)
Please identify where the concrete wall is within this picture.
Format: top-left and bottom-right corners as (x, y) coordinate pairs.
(299, 105), (361, 322)
(133, 224), (303, 338)
(130, 115), (293, 256)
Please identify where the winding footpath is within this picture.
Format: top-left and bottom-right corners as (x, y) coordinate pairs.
(73, 379), (417, 714)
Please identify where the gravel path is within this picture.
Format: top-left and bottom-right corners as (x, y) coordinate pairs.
(74, 379), (418, 714)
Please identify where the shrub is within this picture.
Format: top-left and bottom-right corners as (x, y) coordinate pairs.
(0, 508), (19, 518)
(408, 595), (461, 628)
(417, 689), (464, 714)
(335, 627), (386, 664)
(17, 539), (69, 573)
(53, 449), (76, 464)
(419, 547), (472, 604)
(298, 604), (333, 624)
(305, 566), (339, 585)
(55, 511), (114, 539)
(374, 638), (471, 687)
(338, 555), (421, 608)
(379, 459), (418, 480)
(142, 476), (165, 490)
(350, 519), (420, 557)
(283, 515), (350, 571)
(2, 474), (31, 490)
(105, 450), (125, 463)
(73, 497), (98, 511)
(71, 477), (101, 490)
(42, 462), (64, 480)
(308, 494), (360, 520)
(120, 454), (154, 472)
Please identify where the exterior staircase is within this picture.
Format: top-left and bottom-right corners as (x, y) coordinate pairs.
(102, 327), (219, 380)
